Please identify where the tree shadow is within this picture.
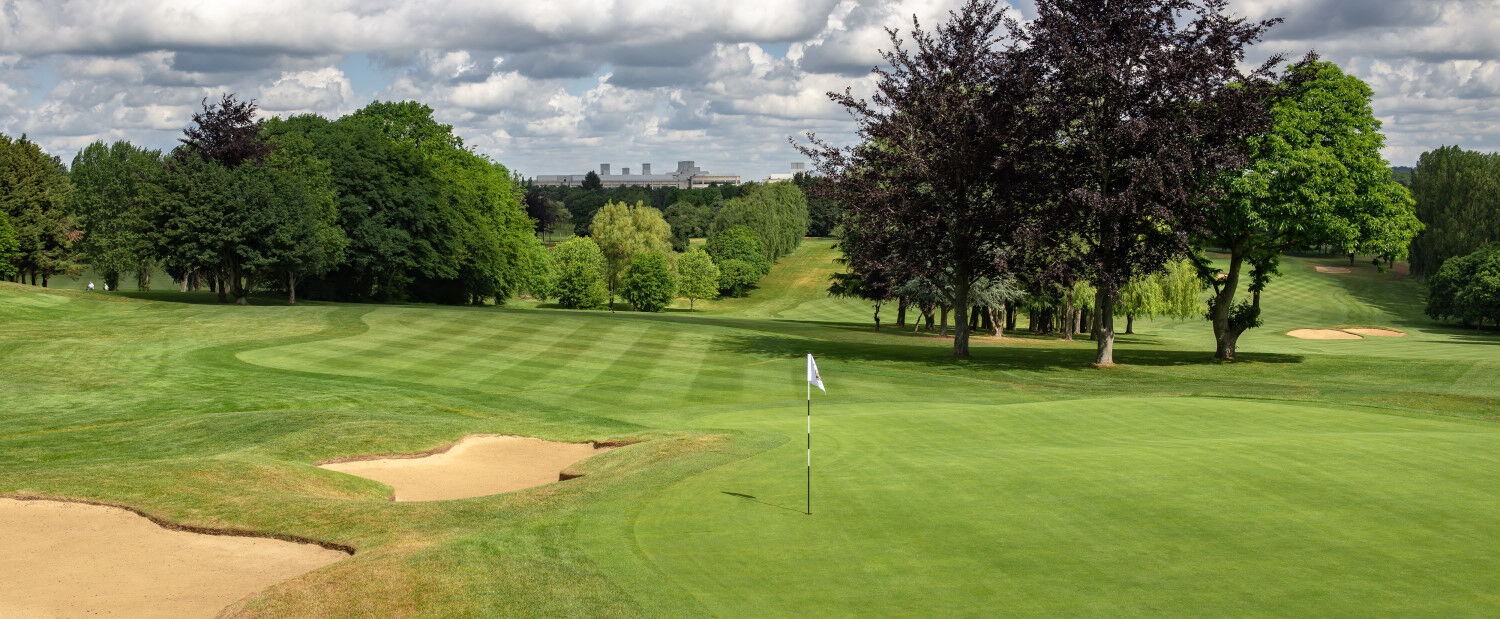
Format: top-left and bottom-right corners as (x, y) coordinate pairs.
(714, 332), (1302, 371)
(721, 491), (805, 514)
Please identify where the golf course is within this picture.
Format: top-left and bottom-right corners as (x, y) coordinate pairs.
(4, 238), (1499, 615)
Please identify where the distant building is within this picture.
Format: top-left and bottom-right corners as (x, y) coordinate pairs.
(535, 160), (740, 189)
(763, 162), (807, 184)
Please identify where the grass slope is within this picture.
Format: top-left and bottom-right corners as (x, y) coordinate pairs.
(2, 238), (1499, 616)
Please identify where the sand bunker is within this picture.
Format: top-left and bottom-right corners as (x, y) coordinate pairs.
(1314, 265), (1352, 274)
(1343, 327), (1406, 337)
(318, 435), (611, 501)
(0, 497), (346, 618)
(1286, 328), (1363, 340)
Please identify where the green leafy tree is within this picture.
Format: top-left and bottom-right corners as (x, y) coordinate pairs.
(676, 248), (720, 310)
(0, 134), (78, 286)
(517, 237), (555, 301)
(621, 251), (677, 312)
(0, 212), (18, 278)
(716, 259), (759, 297)
(663, 200), (711, 251)
(551, 236), (607, 309)
(1204, 57), (1421, 359)
(261, 132), (347, 303)
(1408, 146), (1500, 279)
(1116, 259), (1203, 333)
(709, 182), (808, 261)
(704, 225), (770, 278)
(793, 172), (840, 237)
(70, 141), (164, 290)
(588, 200), (671, 309)
(1425, 243), (1500, 329)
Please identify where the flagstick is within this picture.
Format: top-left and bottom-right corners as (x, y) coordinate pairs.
(807, 367), (812, 516)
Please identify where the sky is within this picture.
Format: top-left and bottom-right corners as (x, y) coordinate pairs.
(1, 0), (1496, 180)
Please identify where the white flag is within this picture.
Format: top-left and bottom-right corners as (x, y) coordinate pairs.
(807, 354), (826, 394)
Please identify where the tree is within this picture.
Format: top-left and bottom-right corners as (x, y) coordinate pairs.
(0, 212), (18, 278)
(1425, 243), (1500, 330)
(676, 247), (720, 310)
(1408, 146), (1500, 279)
(178, 94), (270, 168)
(1018, 0), (1282, 365)
(802, 0), (1045, 357)
(620, 251), (677, 312)
(716, 259), (759, 297)
(663, 200), (711, 251)
(588, 200), (671, 310)
(525, 188), (569, 239)
(709, 182), (808, 262)
(704, 225), (770, 278)
(1202, 57), (1421, 359)
(581, 170), (603, 191)
(0, 134), (78, 286)
(70, 141), (165, 290)
(1116, 259), (1203, 333)
(260, 133), (347, 303)
(552, 237), (608, 309)
(793, 172), (840, 237)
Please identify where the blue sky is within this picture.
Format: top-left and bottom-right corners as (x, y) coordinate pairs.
(2, 1), (1496, 179)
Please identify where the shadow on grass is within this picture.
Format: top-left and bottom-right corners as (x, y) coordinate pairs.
(716, 332), (1303, 370)
(721, 491), (804, 514)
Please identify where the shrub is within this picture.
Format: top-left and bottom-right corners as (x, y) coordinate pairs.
(552, 237), (607, 309)
(1426, 243), (1500, 329)
(620, 251), (677, 312)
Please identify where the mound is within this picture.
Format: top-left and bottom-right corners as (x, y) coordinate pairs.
(0, 498), (345, 617)
(318, 435), (611, 501)
(1343, 328), (1406, 337)
(1286, 329), (1362, 340)
(1314, 265), (1352, 274)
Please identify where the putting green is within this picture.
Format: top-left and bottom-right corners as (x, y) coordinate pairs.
(623, 397), (1500, 615)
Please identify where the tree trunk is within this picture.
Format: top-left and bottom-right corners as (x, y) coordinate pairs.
(1211, 236), (1249, 361)
(951, 266), (972, 358)
(1061, 291), (1074, 341)
(231, 262), (248, 305)
(1074, 308), (1083, 337)
(1125, 314), (1134, 334)
(1006, 306), (1017, 331)
(1095, 287), (1116, 365)
(993, 303), (1004, 337)
(137, 268), (150, 292)
(896, 296), (908, 328)
(924, 309), (935, 331)
(42, 274), (49, 287)
(873, 302), (881, 330)
(216, 269), (228, 303)
(979, 306), (993, 333)
(179, 277), (188, 293)
(939, 304), (950, 338)
(288, 273), (297, 304)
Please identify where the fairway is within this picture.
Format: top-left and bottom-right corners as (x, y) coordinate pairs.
(4, 239), (1500, 615)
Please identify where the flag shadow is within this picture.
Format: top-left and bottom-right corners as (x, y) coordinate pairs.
(721, 491), (805, 514)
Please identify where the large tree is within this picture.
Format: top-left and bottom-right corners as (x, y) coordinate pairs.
(589, 200), (671, 310)
(1407, 146), (1500, 280)
(1016, 0), (1281, 365)
(0, 134), (78, 286)
(1202, 57), (1420, 359)
(803, 0), (1044, 358)
(70, 141), (165, 290)
(178, 94), (271, 168)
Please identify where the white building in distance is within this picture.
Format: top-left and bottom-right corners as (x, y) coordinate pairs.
(535, 161), (739, 189)
(763, 162), (807, 184)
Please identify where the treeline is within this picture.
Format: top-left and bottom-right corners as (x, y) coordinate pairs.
(1408, 146), (1500, 280)
(524, 171), (836, 243)
(533, 180), (810, 313)
(2, 96), (543, 305)
(804, 0), (1421, 363)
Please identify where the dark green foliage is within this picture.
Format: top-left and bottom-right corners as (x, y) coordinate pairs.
(663, 200), (711, 251)
(621, 251), (677, 312)
(552, 236), (607, 309)
(793, 173), (839, 236)
(0, 212), (17, 277)
(1425, 243), (1500, 329)
(1390, 166), (1414, 187)
(0, 133), (78, 286)
(69, 141), (164, 289)
(708, 182), (808, 261)
(705, 225), (770, 278)
(716, 258), (758, 297)
(1408, 146), (1500, 280)
(581, 170), (602, 191)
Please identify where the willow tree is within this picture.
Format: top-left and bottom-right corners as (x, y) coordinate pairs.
(1203, 56), (1420, 359)
(589, 200), (671, 310)
(1016, 0), (1280, 365)
(801, 0), (1046, 358)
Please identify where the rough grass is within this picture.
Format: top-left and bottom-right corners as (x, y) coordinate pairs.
(3, 238), (1499, 615)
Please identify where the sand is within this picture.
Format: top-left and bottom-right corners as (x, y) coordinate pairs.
(0, 498), (347, 618)
(1286, 328), (1363, 340)
(1343, 328), (1406, 337)
(1314, 266), (1352, 274)
(318, 435), (610, 501)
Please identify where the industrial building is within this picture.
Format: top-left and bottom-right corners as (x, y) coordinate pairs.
(534, 161), (740, 189)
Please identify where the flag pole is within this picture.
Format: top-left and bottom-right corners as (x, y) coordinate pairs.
(807, 355), (812, 516)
